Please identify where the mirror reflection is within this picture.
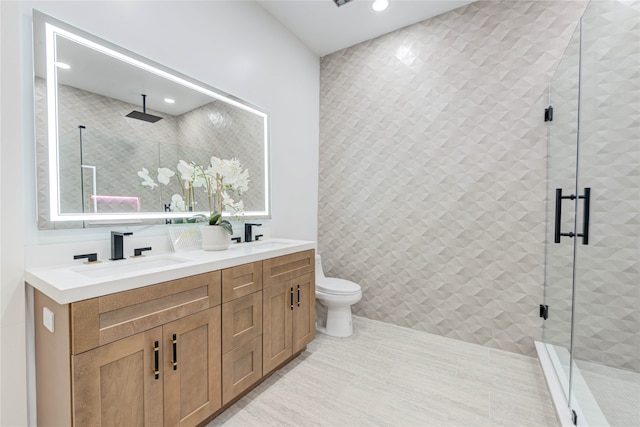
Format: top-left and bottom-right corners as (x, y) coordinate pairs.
(33, 11), (270, 229)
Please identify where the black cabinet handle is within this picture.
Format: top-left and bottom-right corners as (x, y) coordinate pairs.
(153, 340), (160, 380)
(172, 334), (177, 371)
(297, 285), (301, 307)
(290, 288), (294, 310)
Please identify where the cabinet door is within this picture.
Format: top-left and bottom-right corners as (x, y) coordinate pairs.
(163, 307), (221, 427)
(262, 280), (293, 375)
(72, 327), (163, 426)
(293, 273), (316, 353)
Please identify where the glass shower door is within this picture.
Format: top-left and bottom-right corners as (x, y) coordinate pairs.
(542, 20), (582, 404)
(571, 1), (640, 425)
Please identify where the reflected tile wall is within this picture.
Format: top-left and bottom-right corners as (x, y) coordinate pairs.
(319, 1), (587, 356)
(35, 78), (264, 229)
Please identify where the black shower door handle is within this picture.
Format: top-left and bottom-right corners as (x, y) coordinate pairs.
(554, 188), (564, 243)
(579, 187), (590, 245)
(554, 187), (590, 245)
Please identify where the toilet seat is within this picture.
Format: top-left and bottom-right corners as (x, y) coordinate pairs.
(316, 278), (361, 296)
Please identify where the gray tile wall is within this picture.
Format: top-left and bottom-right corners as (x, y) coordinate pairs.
(318, 1), (587, 356)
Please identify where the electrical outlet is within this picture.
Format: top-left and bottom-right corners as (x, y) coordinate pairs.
(43, 307), (55, 333)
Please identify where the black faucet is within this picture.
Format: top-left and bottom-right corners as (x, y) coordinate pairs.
(133, 247), (152, 257)
(244, 223), (262, 243)
(110, 231), (133, 260)
(73, 253), (99, 263)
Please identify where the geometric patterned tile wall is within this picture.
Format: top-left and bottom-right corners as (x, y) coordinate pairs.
(319, 1), (588, 357)
(176, 101), (265, 212)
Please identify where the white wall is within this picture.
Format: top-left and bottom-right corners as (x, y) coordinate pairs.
(1, 1), (319, 423)
(1, 1), (28, 424)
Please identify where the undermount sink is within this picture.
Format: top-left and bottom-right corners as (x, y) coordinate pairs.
(71, 255), (189, 278)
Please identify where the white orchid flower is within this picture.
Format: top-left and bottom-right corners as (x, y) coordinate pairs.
(177, 160), (195, 182)
(138, 167), (150, 180)
(157, 168), (175, 185)
(223, 167), (249, 194)
(137, 168), (158, 189)
(170, 194), (186, 212)
(209, 156), (225, 175)
(192, 172), (206, 188)
(222, 192), (244, 213)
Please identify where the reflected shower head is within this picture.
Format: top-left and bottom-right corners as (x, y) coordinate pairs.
(126, 94), (163, 123)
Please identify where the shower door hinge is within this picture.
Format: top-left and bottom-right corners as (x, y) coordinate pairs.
(539, 304), (549, 320)
(545, 106), (553, 122)
(571, 409), (578, 425)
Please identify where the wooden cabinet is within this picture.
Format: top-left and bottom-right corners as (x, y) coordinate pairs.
(72, 308), (221, 427)
(262, 250), (315, 375)
(33, 250), (314, 426)
(72, 327), (164, 426)
(292, 273), (315, 354)
(70, 272), (221, 355)
(221, 262), (263, 405)
(35, 272), (222, 427)
(163, 308), (221, 426)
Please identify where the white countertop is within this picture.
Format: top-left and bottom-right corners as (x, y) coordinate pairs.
(25, 238), (315, 304)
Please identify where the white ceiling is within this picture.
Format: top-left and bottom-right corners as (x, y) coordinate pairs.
(257, 0), (475, 56)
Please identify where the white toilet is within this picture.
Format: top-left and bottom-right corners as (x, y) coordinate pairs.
(315, 255), (362, 337)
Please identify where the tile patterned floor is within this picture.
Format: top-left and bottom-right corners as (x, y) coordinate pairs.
(208, 316), (559, 426)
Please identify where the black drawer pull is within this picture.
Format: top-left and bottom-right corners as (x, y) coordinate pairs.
(172, 334), (177, 370)
(153, 340), (159, 380)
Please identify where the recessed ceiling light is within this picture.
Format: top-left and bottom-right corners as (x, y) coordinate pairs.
(164, 98), (175, 104)
(372, 0), (389, 12)
(54, 61), (70, 69)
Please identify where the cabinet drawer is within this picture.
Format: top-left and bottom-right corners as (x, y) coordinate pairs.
(71, 271), (222, 354)
(263, 250), (314, 288)
(222, 262), (263, 303)
(222, 335), (262, 405)
(222, 291), (263, 353)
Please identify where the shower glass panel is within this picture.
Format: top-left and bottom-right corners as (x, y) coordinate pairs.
(571, 1), (640, 426)
(542, 21), (581, 403)
(542, 1), (640, 425)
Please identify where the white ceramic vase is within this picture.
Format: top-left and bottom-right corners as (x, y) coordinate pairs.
(200, 225), (231, 251)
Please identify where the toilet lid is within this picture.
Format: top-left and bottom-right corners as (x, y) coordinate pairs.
(316, 278), (361, 296)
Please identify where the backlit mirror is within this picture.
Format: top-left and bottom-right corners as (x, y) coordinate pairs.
(32, 10), (270, 229)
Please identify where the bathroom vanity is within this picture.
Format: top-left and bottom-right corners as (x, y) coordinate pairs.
(26, 240), (315, 426)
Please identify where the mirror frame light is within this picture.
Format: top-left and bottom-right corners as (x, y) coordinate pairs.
(37, 11), (271, 222)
